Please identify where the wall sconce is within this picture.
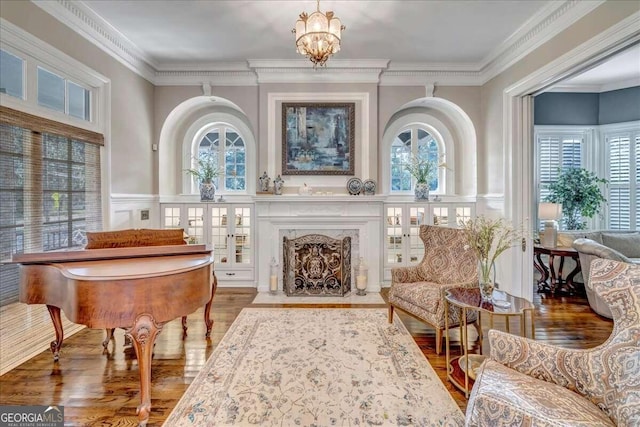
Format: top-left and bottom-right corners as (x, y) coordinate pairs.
(538, 202), (562, 247)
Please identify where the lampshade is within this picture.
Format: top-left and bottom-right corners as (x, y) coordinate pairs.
(538, 202), (562, 220)
(539, 202), (562, 248)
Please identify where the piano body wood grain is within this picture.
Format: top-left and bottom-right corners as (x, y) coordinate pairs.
(14, 245), (215, 426)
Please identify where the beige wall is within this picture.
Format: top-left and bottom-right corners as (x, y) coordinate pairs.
(479, 0), (640, 198)
(3, 0), (637, 202)
(1, 1), (156, 196)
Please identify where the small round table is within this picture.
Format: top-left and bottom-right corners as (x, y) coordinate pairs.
(444, 287), (535, 397)
(533, 245), (582, 295)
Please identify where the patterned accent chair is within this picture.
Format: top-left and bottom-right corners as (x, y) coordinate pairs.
(388, 225), (479, 354)
(466, 259), (640, 426)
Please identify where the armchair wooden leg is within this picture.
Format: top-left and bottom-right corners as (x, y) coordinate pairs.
(435, 328), (442, 355)
(388, 304), (394, 323)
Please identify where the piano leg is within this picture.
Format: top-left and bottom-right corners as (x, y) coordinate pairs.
(103, 328), (115, 349)
(46, 305), (63, 361)
(126, 313), (163, 427)
(204, 273), (218, 338)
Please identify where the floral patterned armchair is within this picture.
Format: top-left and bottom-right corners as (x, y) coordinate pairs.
(388, 225), (478, 354)
(465, 259), (640, 426)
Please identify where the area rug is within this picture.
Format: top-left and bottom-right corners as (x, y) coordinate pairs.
(164, 308), (464, 426)
(251, 291), (385, 305)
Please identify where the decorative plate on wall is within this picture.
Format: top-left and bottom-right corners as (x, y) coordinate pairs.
(363, 179), (376, 195)
(347, 177), (363, 195)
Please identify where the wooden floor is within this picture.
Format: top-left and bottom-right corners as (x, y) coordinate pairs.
(0, 287), (613, 426)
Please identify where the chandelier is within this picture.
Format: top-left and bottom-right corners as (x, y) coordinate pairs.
(293, 0), (345, 67)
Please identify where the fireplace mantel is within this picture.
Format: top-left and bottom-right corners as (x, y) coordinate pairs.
(255, 198), (383, 294)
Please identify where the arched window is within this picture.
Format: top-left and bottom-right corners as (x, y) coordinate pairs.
(390, 125), (443, 193)
(193, 123), (246, 192)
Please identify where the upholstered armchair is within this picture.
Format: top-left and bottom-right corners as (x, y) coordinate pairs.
(388, 225), (479, 354)
(466, 259), (640, 426)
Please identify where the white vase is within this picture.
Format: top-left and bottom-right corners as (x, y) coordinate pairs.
(414, 182), (430, 201)
(200, 182), (216, 201)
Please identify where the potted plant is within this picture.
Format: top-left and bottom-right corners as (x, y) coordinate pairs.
(185, 153), (223, 201)
(404, 154), (441, 200)
(460, 216), (522, 301)
(544, 168), (607, 230)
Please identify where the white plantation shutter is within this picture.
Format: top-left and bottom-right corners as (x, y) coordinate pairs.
(636, 135), (640, 228)
(536, 132), (583, 230)
(606, 129), (639, 230)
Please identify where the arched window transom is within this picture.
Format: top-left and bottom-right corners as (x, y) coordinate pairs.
(195, 124), (246, 192)
(390, 126), (442, 193)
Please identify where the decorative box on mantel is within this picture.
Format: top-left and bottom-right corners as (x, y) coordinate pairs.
(255, 197), (383, 294)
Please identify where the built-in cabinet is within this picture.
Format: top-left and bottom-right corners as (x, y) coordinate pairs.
(161, 203), (255, 285)
(162, 199), (475, 287)
(383, 203), (475, 281)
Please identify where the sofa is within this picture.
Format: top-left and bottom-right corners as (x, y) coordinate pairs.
(465, 259), (640, 426)
(570, 230), (640, 318)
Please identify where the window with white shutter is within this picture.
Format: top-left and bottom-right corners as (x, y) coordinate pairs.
(535, 131), (584, 230)
(605, 127), (639, 230)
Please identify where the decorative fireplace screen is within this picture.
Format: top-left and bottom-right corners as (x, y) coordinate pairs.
(283, 234), (351, 296)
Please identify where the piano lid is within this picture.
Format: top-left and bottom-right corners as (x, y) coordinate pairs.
(11, 244), (212, 264)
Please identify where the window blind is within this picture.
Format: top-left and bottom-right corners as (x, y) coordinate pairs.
(0, 106), (103, 306)
(536, 133), (583, 230)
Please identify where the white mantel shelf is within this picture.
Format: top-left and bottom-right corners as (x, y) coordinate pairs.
(255, 197), (384, 294)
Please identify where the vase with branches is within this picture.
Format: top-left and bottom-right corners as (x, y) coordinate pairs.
(404, 154), (443, 200)
(185, 153), (223, 201)
(460, 216), (523, 301)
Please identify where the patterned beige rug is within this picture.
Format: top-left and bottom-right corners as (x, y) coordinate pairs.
(164, 308), (464, 426)
(251, 291), (385, 304)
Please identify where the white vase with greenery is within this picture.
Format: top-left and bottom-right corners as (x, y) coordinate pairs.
(185, 154), (223, 201)
(404, 154), (441, 201)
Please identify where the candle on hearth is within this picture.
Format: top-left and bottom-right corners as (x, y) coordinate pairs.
(269, 257), (279, 294)
(355, 257), (368, 296)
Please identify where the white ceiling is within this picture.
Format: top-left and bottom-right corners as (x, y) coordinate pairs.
(34, 0), (638, 89)
(83, 0), (548, 65)
(554, 43), (640, 92)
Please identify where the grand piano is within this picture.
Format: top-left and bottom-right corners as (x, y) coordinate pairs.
(13, 244), (215, 426)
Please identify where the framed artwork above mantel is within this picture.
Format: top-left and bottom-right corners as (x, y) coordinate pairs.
(282, 102), (355, 175)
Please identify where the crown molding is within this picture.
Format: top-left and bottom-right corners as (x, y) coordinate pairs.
(479, 0), (605, 83)
(31, 0), (157, 82)
(548, 76), (640, 93)
(154, 70), (259, 86)
(31, 0), (607, 86)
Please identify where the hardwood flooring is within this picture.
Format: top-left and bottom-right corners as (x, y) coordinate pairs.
(0, 287), (613, 426)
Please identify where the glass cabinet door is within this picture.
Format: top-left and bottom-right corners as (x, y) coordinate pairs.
(432, 206), (449, 227)
(408, 206), (427, 263)
(233, 206), (252, 265)
(386, 206), (404, 265)
(163, 206), (182, 229)
(210, 206), (229, 265)
(186, 207), (205, 244)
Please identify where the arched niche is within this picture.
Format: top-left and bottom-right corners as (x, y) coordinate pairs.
(380, 97), (477, 196)
(158, 96), (257, 196)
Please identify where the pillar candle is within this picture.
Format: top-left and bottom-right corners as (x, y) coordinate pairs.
(270, 275), (278, 291)
(356, 275), (366, 289)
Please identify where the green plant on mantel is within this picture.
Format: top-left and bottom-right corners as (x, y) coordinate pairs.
(545, 167), (608, 230)
(185, 153), (222, 184)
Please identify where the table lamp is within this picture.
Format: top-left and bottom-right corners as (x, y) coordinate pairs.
(539, 202), (562, 247)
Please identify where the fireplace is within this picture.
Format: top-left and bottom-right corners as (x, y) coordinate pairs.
(283, 234), (351, 296)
